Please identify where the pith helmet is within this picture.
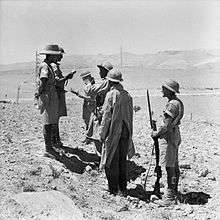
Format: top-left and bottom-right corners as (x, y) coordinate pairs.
(80, 71), (91, 79)
(162, 79), (180, 93)
(59, 46), (66, 54)
(39, 44), (61, 55)
(97, 61), (113, 71)
(106, 69), (123, 82)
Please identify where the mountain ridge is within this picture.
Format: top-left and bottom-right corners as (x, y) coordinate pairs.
(1, 49), (220, 72)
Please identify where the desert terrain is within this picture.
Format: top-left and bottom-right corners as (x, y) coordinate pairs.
(0, 50), (220, 219)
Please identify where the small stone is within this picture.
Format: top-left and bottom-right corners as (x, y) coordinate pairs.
(180, 164), (191, 169)
(208, 175), (216, 181)
(199, 169), (209, 177)
(117, 204), (129, 212)
(90, 170), (99, 177)
(85, 165), (92, 172)
(150, 195), (159, 202)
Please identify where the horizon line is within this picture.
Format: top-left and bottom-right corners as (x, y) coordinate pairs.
(0, 47), (220, 66)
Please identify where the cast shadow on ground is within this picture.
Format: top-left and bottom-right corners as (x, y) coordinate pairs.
(178, 191), (211, 205)
(126, 184), (211, 205)
(50, 146), (100, 174)
(127, 160), (146, 182)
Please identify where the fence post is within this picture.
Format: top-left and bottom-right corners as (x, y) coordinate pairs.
(16, 85), (21, 104)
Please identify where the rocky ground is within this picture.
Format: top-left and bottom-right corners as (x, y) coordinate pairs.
(0, 97), (220, 220)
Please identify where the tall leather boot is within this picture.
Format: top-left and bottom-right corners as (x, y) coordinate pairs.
(56, 124), (63, 147)
(156, 167), (177, 206)
(51, 124), (63, 148)
(43, 124), (55, 157)
(175, 166), (180, 194)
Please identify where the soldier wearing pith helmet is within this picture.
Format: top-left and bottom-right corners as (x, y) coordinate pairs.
(50, 46), (76, 148)
(86, 61), (114, 153)
(99, 69), (135, 196)
(151, 79), (184, 206)
(36, 44), (61, 157)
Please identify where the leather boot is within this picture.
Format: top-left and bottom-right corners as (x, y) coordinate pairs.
(175, 166), (180, 194)
(50, 124), (62, 148)
(55, 124), (63, 148)
(43, 124), (55, 157)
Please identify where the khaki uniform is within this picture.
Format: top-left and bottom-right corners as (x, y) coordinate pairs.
(159, 98), (184, 167)
(86, 79), (109, 140)
(37, 61), (59, 125)
(51, 63), (67, 117)
(78, 83), (97, 129)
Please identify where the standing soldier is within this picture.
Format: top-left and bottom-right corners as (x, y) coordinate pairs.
(86, 62), (113, 153)
(99, 69), (135, 196)
(36, 44), (60, 157)
(70, 71), (96, 131)
(51, 46), (76, 148)
(151, 80), (184, 206)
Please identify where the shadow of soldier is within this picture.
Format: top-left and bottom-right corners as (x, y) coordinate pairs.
(178, 191), (211, 205)
(127, 184), (152, 202)
(126, 184), (211, 205)
(127, 160), (146, 181)
(50, 146), (100, 174)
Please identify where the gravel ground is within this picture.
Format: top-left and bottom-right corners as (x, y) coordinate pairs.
(0, 97), (220, 219)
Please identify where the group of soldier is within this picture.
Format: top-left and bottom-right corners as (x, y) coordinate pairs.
(35, 44), (184, 206)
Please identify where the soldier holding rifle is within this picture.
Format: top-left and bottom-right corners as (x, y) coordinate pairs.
(151, 80), (184, 206)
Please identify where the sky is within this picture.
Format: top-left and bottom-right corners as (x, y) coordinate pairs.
(0, 0), (220, 64)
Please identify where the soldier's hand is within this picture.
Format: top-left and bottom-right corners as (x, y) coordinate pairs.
(151, 130), (158, 138)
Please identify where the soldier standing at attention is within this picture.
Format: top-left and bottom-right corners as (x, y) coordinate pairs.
(50, 46), (76, 148)
(151, 80), (184, 206)
(99, 69), (135, 196)
(36, 45), (60, 157)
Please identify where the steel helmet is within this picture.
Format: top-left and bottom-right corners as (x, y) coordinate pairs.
(97, 61), (113, 71)
(106, 69), (123, 82)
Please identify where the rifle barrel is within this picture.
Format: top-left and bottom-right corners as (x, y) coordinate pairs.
(147, 90), (153, 128)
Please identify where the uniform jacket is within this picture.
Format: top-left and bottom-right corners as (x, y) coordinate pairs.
(51, 62), (67, 117)
(37, 60), (59, 124)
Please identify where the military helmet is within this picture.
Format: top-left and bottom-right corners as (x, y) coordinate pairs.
(162, 79), (180, 93)
(80, 71), (91, 79)
(106, 69), (123, 82)
(97, 61), (113, 71)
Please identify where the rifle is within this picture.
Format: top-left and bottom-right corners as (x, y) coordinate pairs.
(144, 90), (162, 197)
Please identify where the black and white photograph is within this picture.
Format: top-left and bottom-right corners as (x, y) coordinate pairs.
(0, 0), (220, 219)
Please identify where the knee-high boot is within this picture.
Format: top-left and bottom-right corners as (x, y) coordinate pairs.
(56, 124), (63, 147)
(175, 166), (180, 194)
(43, 124), (55, 156)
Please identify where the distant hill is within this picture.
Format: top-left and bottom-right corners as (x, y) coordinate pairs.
(1, 49), (220, 73)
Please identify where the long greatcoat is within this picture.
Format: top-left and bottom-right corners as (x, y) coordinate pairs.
(99, 83), (135, 168)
